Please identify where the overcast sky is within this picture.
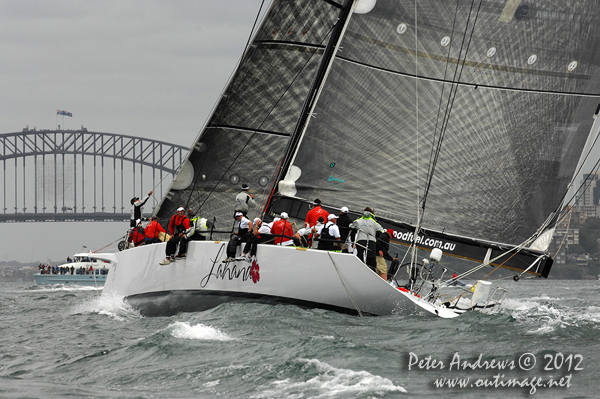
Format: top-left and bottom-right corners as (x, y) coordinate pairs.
(0, 0), (268, 263)
(2, 1), (600, 265)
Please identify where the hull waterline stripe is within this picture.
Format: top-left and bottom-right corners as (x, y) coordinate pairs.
(125, 289), (374, 317)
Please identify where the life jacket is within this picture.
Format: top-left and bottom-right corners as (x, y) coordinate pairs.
(170, 214), (189, 235)
(190, 217), (209, 234)
(272, 219), (293, 245)
(317, 222), (336, 251)
(144, 220), (165, 239)
(129, 227), (145, 246)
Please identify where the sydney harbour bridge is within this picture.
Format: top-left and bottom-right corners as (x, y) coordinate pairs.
(0, 127), (188, 222)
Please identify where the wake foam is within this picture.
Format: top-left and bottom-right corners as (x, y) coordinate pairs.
(502, 298), (542, 312)
(167, 321), (234, 341)
(71, 292), (142, 321)
(502, 297), (600, 334)
(31, 285), (102, 293)
(253, 358), (406, 398)
(576, 305), (600, 323)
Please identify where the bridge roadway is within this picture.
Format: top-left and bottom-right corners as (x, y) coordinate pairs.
(0, 212), (152, 223)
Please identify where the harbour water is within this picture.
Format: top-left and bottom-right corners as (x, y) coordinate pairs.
(1, 279), (598, 398)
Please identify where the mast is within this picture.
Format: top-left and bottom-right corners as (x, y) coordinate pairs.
(264, 0), (355, 213)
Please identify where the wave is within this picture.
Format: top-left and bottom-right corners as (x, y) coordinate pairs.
(166, 321), (235, 341)
(251, 358), (406, 398)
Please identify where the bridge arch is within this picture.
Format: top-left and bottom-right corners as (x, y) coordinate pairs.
(0, 127), (189, 222)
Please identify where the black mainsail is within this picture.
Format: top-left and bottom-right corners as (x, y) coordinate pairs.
(156, 0), (600, 278)
(155, 0), (348, 230)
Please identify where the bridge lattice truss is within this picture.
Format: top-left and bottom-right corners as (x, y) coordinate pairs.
(0, 128), (189, 222)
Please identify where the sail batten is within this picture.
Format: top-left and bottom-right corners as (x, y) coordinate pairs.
(205, 126), (293, 138)
(338, 55), (600, 98)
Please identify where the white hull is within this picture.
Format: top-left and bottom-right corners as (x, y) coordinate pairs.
(34, 273), (107, 286)
(103, 241), (463, 318)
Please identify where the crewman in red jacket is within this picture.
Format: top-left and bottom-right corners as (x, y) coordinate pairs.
(271, 212), (294, 245)
(305, 199), (329, 228)
(144, 215), (167, 244)
(159, 207), (190, 265)
(304, 199), (329, 247)
(128, 219), (146, 247)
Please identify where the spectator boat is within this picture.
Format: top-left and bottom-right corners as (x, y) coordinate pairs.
(34, 253), (116, 286)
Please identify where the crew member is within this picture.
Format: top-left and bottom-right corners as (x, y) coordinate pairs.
(185, 211), (213, 242)
(127, 219), (146, 247)
(349, 207), (384, 271)
(130, 191), (153, 228)
(317, 214), (341, 251)
(375, 229), (397, 280)
(272, 212), (294, 245)
(159, 207), (190, 265)
(305, 198), (329, 228)
(234, 183), (256, 216)
(337, 206), (354, 252)
(145, 216), (167, 244)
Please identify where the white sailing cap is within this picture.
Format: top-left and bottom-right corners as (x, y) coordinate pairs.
(340, 206), (349, 213)
(280, 212), (288, 219)
(136, 219), (141, 225)
(254, 218), (261, 224)
(177, 207), (185, 211)
(235, 212), (243, 217)
(328, 214), (337, 220)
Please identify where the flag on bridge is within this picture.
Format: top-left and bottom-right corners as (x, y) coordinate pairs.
(57, 110), (73, 117)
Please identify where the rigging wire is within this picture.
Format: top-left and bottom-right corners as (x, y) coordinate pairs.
(409, 0), (483, 281)
(421, 0), (483, 214)
(489, 117), (600, 256)
(412, 0), (600, 272)
(409, 0), (420, 285)
(245, 0), (268, 49)
(551, 207), (573, 260)
(394, 4), (600, 291)
(426, 0), (463, 175)
(191, 0), (356, 222)
(263, 0), (357, 217)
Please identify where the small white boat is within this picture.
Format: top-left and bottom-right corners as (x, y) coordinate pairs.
(34, 252), (116, 286)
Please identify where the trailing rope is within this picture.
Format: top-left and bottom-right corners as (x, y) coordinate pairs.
(93, 236), (125, 253)
(327, 252), (363, 317)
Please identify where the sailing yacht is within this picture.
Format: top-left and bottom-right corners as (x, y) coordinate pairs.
(103, 0), (600, 318)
